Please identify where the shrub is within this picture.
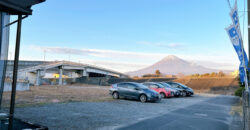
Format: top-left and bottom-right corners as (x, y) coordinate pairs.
(155, 70), (161, 75)
(235, 87), (244, 97)
(142, 74), (160, 78)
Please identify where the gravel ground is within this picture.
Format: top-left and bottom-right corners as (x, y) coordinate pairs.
(12, 94), (222, 130)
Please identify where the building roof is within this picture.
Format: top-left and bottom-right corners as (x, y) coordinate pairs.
(11, 61), (128, 77)
(0, 0), (45, 15)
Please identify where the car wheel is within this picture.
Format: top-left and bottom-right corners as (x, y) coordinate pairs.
(180, 91), (183, 96)
(112, 92), (119, 99)
(139, 94), (147, 103)
(160, 93), (166, 98)
(182, 91), (187, 97)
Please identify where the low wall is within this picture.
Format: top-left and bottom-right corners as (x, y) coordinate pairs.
(75, 77), (110, 86)
(107, 77), (175, 84)
(174, 78), (239, 95)
(175, 78), (238, 90)
(4, 82), (30, 91)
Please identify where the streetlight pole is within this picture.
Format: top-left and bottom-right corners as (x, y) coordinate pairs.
(44, 50), (46, 61)
(245, 1), (250, 130)
(248, 0), (250, 73)
(248, 0), (250, 69)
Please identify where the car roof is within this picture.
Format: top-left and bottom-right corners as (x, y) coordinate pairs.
(116, 82), (139, 85)
(166, 81), (177, 84)
(143, 82), (157, 84)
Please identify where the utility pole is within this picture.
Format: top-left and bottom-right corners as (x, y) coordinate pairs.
(248, 0), (250, 76)
(245, 1), (250, 130)
(44, 50), (46, 61)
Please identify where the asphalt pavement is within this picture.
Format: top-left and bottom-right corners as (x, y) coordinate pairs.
(118, 96), (242, 130)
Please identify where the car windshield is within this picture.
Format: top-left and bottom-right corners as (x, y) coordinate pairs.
(178, 83), (188, 89)
(160, 82), (172, 88)
(135, 83), (149, 89)
(167, 82), (177, 88)
(156, 83), (165, 88)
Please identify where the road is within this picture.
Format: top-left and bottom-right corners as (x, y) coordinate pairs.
(118, 96), (242, 130)
(13, 94), (242, 130)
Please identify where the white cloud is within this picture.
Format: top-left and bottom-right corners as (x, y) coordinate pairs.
(29, 45), (167, 61)
(167, 43), (183, 48)
(190, 61), (236, 71)
(136, 41), (185, 49)
(27, 45), (239, 72)
(79, 60), (148, 73)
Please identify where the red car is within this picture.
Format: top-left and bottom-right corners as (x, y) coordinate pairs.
(142, 82), (172, 98)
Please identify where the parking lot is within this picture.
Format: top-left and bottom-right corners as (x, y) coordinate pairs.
(13, 93), (242, 130)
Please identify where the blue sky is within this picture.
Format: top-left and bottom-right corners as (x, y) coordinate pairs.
(7, 0), (248, 72)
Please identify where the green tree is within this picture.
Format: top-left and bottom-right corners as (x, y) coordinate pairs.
(155, 70), (161, 75)
(201, 73), (210, 77)
(218, 71), (225, 77)
(210, 72), (217, 77)
(235, 70), (249, 97)
(238, 70), (249, 88)
(191, 74), (200, 78)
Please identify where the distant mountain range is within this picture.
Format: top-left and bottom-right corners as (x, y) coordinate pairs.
(126, 55), (222, 77)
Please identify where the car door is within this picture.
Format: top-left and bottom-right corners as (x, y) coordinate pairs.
(125, 83), (140, 99)
(117, 83), (128, 97)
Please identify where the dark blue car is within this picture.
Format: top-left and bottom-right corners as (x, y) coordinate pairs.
(109, 82), (161, 103)
(166, 82), (194, 96)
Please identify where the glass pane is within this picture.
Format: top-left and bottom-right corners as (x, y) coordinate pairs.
(0, 12), (10, 110)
